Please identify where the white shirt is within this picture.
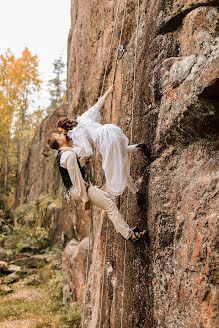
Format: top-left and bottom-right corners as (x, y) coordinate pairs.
(59, 147), (89, 202)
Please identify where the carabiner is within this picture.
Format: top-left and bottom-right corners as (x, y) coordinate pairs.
(117, 45), (125, 60)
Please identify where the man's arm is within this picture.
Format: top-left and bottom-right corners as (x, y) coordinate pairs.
(65, 152), (89, 204)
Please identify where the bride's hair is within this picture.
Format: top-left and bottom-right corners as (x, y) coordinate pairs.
(57, 117), (78, 131)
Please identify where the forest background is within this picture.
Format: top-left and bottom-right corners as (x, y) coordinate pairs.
(0, 1), (81, 326)
(0, 49), (66, 225)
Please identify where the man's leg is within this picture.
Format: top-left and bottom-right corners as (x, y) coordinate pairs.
(87, 184), (133, 240)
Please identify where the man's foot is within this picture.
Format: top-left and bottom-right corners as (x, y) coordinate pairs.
(130, 227), (147, 244)
(136, 143), (150, 158)
(136, 191), (145, 206)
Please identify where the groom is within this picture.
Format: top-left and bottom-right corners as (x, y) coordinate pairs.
(48, 132), (146, 243)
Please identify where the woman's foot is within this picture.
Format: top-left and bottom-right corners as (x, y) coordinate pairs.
(136, 143), (150, 158)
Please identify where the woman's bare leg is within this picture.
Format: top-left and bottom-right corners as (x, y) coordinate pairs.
(126, 175), (138, 194)
(128, 143), (150, 157)
(127, 144), (139, 154)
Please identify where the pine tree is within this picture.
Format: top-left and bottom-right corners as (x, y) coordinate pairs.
(47, 57), (66, 112)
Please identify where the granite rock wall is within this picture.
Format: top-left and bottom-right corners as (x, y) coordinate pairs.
(64, 1), (218, 327)
(16, 0), (219, 327)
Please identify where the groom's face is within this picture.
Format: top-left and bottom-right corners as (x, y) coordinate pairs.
(53, 133), (67, 146)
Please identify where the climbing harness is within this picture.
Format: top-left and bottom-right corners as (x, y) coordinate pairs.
(63, 188), (72, 203)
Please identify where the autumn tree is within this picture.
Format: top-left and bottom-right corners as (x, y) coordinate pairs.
(0, 48), (41, 199)
(0, 50), (19, 193)
(13, 47), (41, 177)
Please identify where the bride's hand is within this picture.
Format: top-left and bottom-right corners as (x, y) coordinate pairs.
(101, 85), (115, 101)
(108, 85), (115, 94)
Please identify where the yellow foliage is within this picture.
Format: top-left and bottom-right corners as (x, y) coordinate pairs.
(0, 48), (42, 194)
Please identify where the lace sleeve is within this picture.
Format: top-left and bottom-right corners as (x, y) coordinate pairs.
(68, 127), (93, 157)
(78, 97), (105, 123)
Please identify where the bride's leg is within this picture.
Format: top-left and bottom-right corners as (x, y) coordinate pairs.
(127, 144), (139, 154)
(127, 143), (150, 157)
(126, 146), (141, 193)
(126, 175), (138, 194)
(126, 175), (146, 206)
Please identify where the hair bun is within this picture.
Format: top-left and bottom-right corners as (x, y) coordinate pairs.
(57, 117), (78, 131)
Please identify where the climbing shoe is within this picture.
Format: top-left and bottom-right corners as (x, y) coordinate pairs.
(136, 143), (150, 158)
(136, 191), (145, 206)
(130, 227), (147, 244)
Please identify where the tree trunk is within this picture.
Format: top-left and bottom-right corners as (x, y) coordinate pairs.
(13, 143), (21, 209)
(3, 131), (10, 193)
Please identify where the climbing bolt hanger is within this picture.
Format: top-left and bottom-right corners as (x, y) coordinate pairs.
(113, 44), (125, 83)
(117, 44), (125, 60)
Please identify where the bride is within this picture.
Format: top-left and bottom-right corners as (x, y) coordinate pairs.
(57, 85), (149, 200)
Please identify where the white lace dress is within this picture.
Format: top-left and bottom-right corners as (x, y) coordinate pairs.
(67, 98), (130, 196)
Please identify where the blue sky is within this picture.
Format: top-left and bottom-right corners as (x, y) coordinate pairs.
(0, 0), (71, 109)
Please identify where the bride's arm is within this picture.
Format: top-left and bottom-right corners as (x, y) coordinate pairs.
(98, 85), (115, 103)
(68, 127), (93, 157)
(80, 85), (115, 123)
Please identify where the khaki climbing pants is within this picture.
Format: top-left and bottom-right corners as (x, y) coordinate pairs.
(70, 184), (132, 240)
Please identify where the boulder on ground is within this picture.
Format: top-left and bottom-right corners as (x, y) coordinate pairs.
(62, 238), (89, 305)
(11, 255), (48, 268)
(0, 260), (9, 274)
(8, 264), (21, 273)
(0, 285), (13, 295)
(3, 272), (19, 284)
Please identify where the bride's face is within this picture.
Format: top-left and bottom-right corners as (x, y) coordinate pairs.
(58, 127), (67, 135)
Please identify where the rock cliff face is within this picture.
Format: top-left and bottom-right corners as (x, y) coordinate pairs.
(15, 105), (67, 206)
(64, 1), (219, 327)
(16, 0), (218, 327)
